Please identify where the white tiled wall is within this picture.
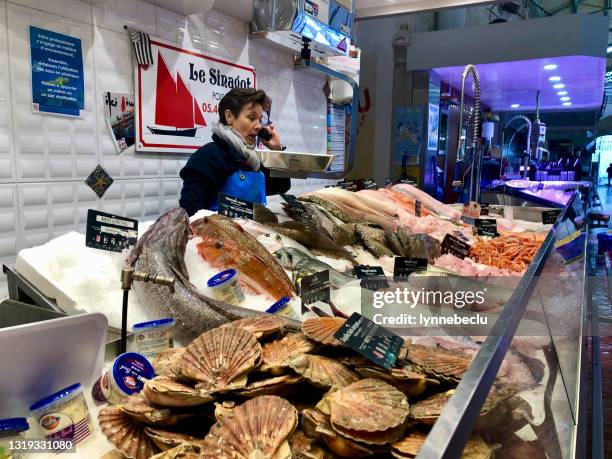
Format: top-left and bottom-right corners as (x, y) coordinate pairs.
(0, 0), (335, 297)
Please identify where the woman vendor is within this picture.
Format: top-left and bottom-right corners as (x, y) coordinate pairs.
(179, 88), (290, 215)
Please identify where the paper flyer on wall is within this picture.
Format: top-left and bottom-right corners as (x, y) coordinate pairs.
(103, 91), (135, 154)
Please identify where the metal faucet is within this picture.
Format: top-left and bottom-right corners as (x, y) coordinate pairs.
(500, 115), (531, 179)
(452, 64), (481, 203)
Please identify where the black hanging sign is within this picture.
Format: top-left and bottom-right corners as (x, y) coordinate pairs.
(542, 209), (562, 225)
(475, 218), (499, 237)
(86, 210), (138, 253)
(441, 234), (471, 259)
(393, 257), (427, 281)
(218, 193), (254, 220)
(300, 270), (331, 314)
(355, 265), (389, 291)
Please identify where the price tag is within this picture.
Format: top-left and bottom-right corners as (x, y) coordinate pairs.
(415, 200), (422, 217)
(334, 313), (404, 369)
(441, 234), (471, 259)
(542, 209), (562, 224)
(218, 193), (254, 220)
(475, 218), (499, 237)
(393, 257), (427, 281)
(480, 203), (490, 216)
(300, 270), (331, 314)
(85, 210), (138, 253)
(462, 201), (481, 219)
(355, 265), (389, 291)
(363, 179), (378, 190)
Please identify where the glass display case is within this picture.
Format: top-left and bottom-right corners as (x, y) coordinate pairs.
(416, 192), (588, 458)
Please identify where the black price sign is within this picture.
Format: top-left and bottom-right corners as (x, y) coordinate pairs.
(218, 193), (254, 220)
(475, 218), (499, 237)
(393, 257), (427, 281)
(480, 203), (490, 216)
(542, 209), (562, 224)
(441, 234), (471, 259)
(363, 179), (378, 190)
(85, 210), (138, 253)
(300, 270), (331, 314)
(355, 265), (389, 291)
(415, 200), (422, 217)
(334, 312), (404, 369)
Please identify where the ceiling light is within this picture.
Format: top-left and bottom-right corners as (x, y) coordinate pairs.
(510, 104), (520, 108)
(548, 76), (561, 82)
(562, 102), (572, 106)
(560, 96), (570, 101)
(608, 46), (612, 54)
(543, 64), (558, 70)
(553, 83), (565, 89)
(557, 91), (568, 96)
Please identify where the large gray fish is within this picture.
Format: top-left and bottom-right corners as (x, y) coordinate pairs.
(128, 208), (300, 344)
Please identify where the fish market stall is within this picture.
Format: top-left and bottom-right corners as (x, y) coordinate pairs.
(0, 184), (590, 458)
(484, 179), (591, 208)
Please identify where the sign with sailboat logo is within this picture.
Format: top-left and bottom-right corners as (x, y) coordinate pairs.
(135, 37), (256, 153)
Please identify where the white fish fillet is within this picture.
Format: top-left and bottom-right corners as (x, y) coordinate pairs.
(393, 183), (461, 220)
(309, 187), (388, 217)
(355, 189), (399, 217)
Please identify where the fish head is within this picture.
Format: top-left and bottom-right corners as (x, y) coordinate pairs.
(196, 236), (240, 266)
(274, 248), (294, 268)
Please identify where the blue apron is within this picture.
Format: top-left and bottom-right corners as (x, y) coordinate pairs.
(209, 170), (266, 211)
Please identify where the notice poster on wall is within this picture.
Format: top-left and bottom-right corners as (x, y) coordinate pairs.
(135, 37), (256, 154)
(394, 106), (423, 165)
(30, 26), (84, 117)
(427, 103), (440, 150)
(103, 92), (135, 153)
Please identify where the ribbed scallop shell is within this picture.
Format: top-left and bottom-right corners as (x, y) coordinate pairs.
(149, 443), (202, 459)
(302, 317), (346, 346)
(119, 393), (178, 426)
(289, 354), (359, 389)
(329, 379), (409, 433)
(180, 326), (262, 391)
(406, 344), (472, 383)
(144, 427), (202, 452)
(261, 333), (316, 372)
(221, 314), (287, 339)
(332, 422), (407, 445)
(409, 390), (453, 425)
(289, 430), (334, 459)
(143, 376), (214, 407)
(153, 348), (185, 377)
(98, 406), (158, 459)
(236, 374), (302, 398)
(391, 431), (428, 458)
(200, 395), (298, 459)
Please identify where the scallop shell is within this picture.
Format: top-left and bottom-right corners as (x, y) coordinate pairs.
(302, 317), (346, 346)
(221, 314), (287, 339)
(289, 354), (359, 389)
(289, 430), (335, 459)
(143, 376), (215, 407)
(409, 390), (454, 425)
(150, 443), (202, 459)
(406, 344), (472, 383)
(460, 435), (500, 459)
(391, 431), (428, 458)
(180, 326), (262, 392)
(300, 408), (331, 439)
(153, 348), (185, 377)
(328, 378), (409, 433)
(214, 400), (237, 423)
(315, 420), (376, 458)
(355, 366), (439, 398)
(144, 427), (202, 452)
(98, 406), (158, 459)
(200, 395), (298, 459)
(261, 333), (316, 373)
(236, 374), (302, 398)
(118, 393), (179, 427)
(332, 422), (406, 445)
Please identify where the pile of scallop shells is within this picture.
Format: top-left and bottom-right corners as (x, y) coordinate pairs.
(98, 315), (526, 458)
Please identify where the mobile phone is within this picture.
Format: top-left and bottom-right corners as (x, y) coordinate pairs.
(258, 127), (273, 141)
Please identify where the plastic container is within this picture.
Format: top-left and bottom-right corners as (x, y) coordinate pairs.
(0, 418), (29, 459)
(207, 269), (245, 305)
(91, 352), (155, 405)
(554, 230), (586, 263)
(132, 318), (175, 360)
(30, 383), (92, 445)
(265, 296), (298, 320)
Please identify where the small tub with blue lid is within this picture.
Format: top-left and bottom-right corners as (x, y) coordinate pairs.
(132, 318), (175, 360)
(0, 417), (29, 458)
(91, 352), (155, 405)
(207, 269), (245, 305)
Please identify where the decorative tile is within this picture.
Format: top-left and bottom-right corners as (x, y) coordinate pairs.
(85, 164), (114, 198)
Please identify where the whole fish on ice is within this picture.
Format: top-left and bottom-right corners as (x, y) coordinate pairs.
(128, 208), (300, 343)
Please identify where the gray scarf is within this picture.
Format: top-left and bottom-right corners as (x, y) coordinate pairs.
(212, 122), (261, 171)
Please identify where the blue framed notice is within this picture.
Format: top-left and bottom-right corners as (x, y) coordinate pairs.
(30, 26), (84, 117)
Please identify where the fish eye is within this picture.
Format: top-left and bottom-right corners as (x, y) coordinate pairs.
(215, 241), (223, 249)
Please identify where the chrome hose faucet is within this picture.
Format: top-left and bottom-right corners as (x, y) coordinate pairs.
(500, 115), (531, 179)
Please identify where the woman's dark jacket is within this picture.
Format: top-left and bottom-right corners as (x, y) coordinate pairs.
(179, 134), (290, 216)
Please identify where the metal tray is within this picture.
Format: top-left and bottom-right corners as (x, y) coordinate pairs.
(257, 149), (334, 172)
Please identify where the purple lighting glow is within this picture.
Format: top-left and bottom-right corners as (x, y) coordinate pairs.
(433, 56), (605, 111)
(543, 64), (558, 70)
(548, 76), (561, 81)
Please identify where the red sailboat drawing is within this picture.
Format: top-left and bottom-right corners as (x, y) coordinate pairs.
(148, 51), (206, 137)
